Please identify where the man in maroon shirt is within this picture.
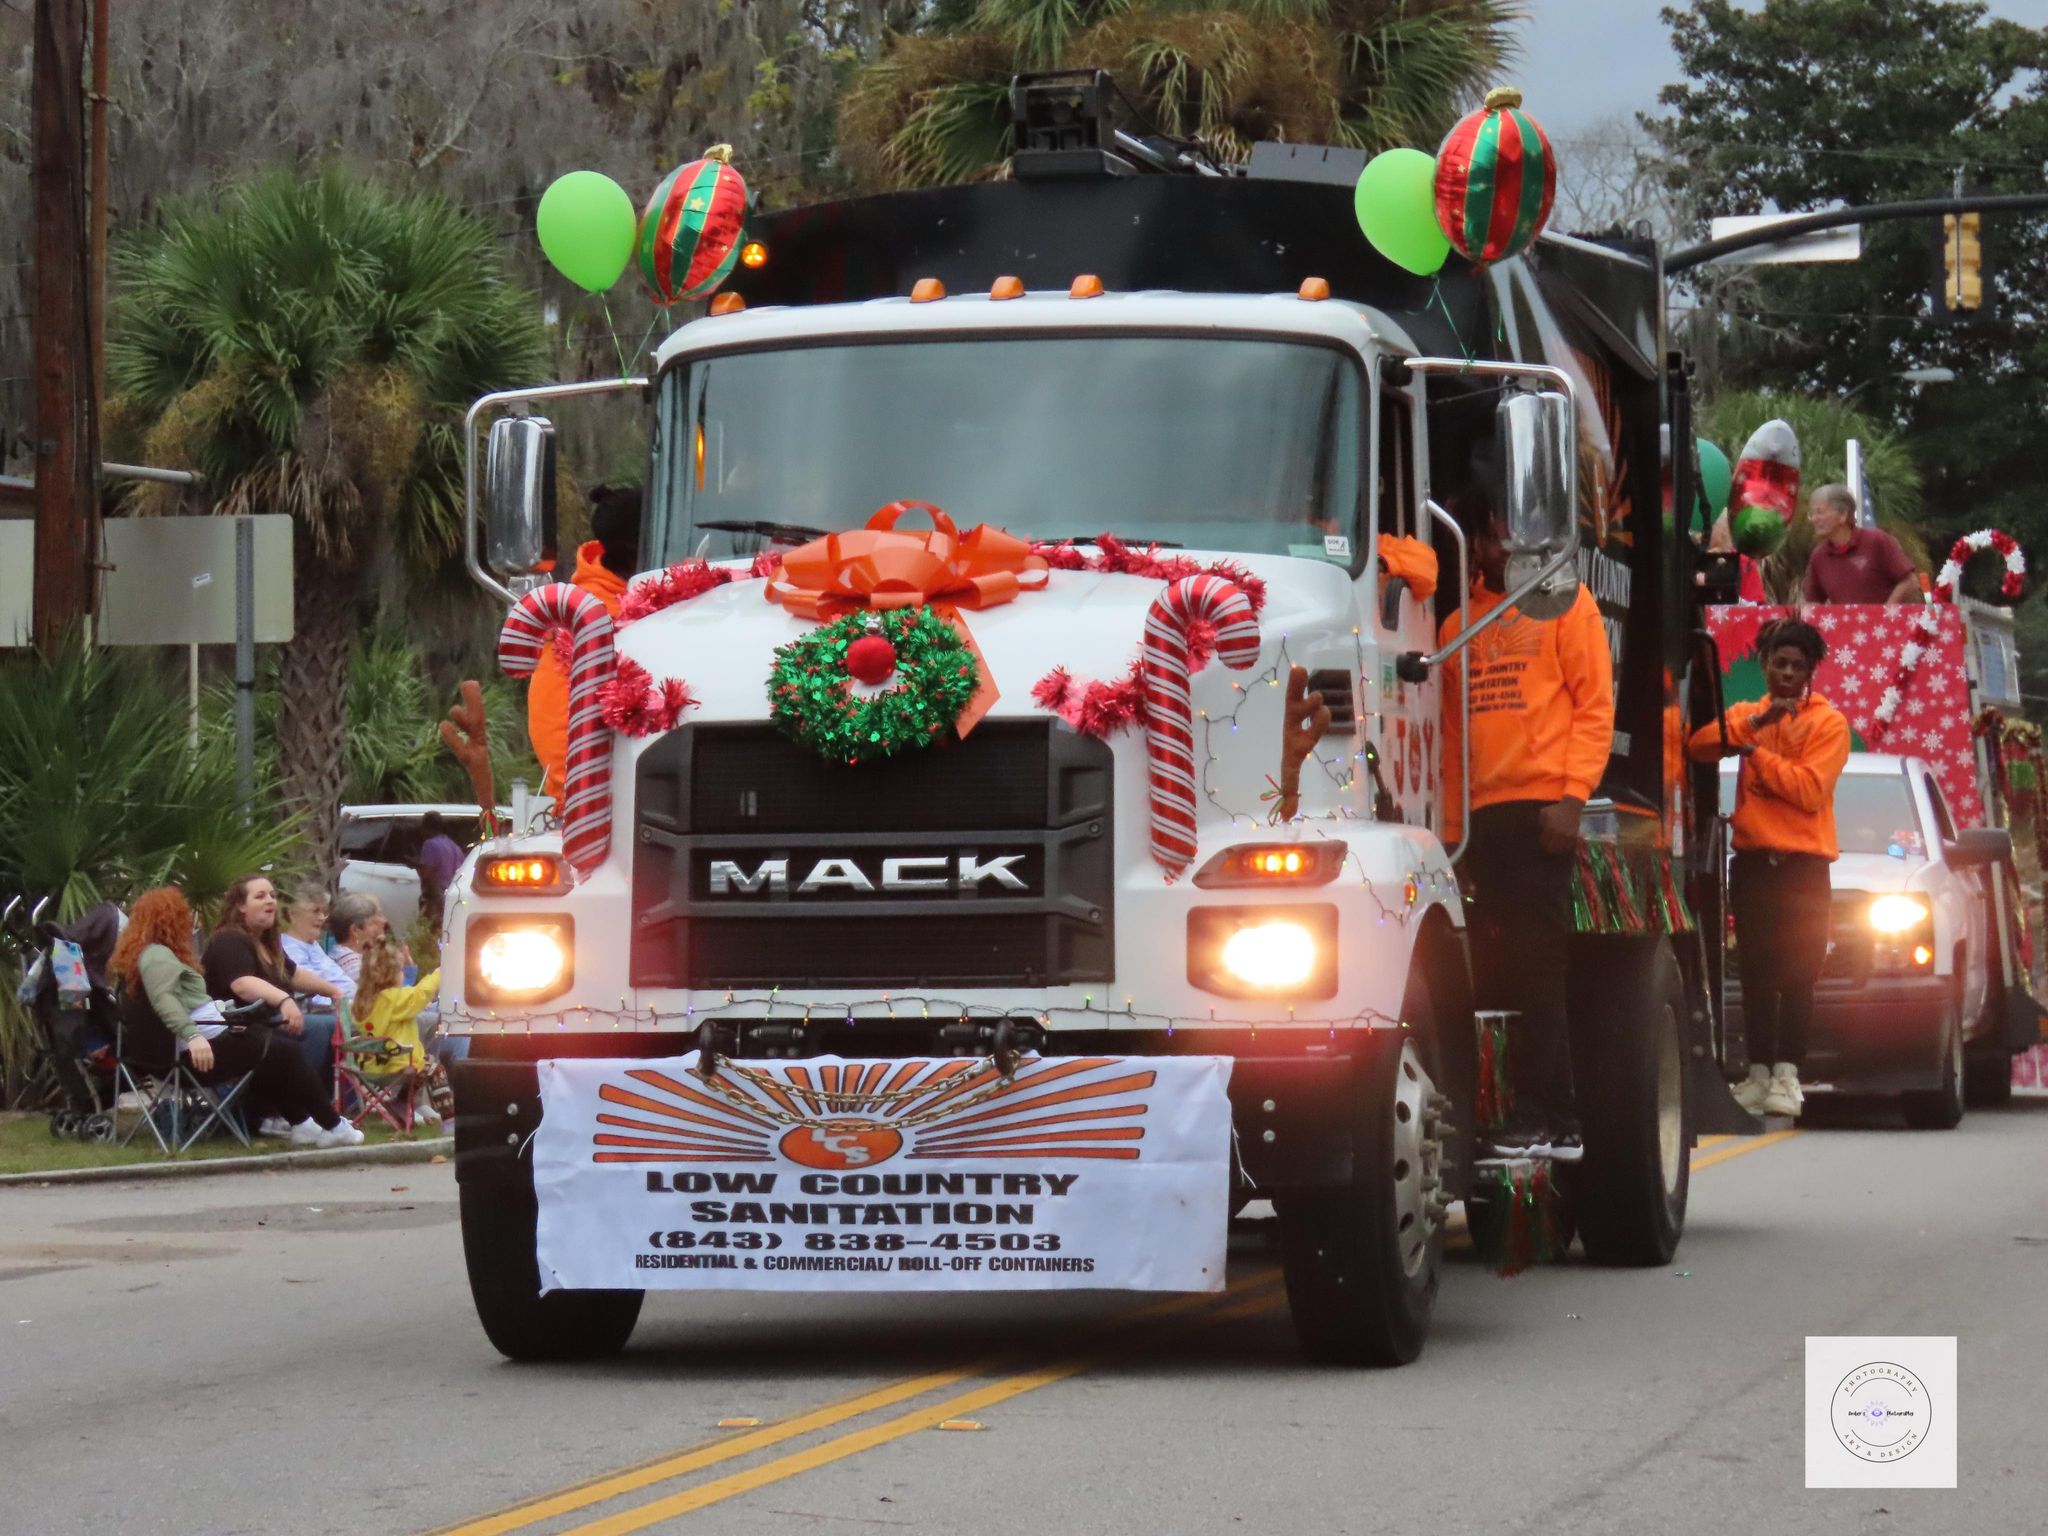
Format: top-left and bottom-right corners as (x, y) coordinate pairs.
(1802, 484), (1921, 603)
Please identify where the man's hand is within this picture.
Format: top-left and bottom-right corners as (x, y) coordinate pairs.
(1720, 741), (1756, 759)
(187, 1036), (215, 1073)
(1538, 796), (1585, 854)
(1754, 699), (1794, 730)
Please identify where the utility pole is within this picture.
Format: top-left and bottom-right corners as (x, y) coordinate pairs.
(89, 0), (109, 416)
(29, 0), (99, 654)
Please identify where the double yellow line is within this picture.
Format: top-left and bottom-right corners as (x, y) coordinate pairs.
(434, 1127), (1800, 1535)
(431, 1270), (1286, 1536)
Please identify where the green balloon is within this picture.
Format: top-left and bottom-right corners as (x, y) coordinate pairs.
(536, 171), (637, 294)
(1354, 148), (1452, 277)
(1731, 503), (1789, 559)
(1696, 439), (1732, 522)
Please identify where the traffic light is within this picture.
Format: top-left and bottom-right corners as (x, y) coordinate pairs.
(1941, 212), (1983, 312)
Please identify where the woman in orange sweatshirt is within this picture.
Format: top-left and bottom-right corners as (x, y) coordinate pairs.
(1688, 618), (1851, 1117)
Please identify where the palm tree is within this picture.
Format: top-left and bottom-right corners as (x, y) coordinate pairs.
(106, 172), (549, 880)
(839, 0), (1523, 189)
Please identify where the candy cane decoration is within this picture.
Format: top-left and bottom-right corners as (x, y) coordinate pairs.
(498, 584), (615, 874)
(1143, 575), (1261, 878)
(1935, 528), (2025, 603)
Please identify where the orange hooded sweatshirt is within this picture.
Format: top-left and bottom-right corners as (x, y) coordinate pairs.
(1440, 582), (1614, 841)
(1687, 694), (1851, 859)
(526, 540), (629, 799)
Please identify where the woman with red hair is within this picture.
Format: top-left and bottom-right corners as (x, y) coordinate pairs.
(110, 887), (361, 1147)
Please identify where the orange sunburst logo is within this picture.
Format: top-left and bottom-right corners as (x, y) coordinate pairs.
(588, 1057), (1156, 1167)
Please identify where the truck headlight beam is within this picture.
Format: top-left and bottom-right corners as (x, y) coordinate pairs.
(468, 917), (575, 1004)
(1867, 894), (1930, 935)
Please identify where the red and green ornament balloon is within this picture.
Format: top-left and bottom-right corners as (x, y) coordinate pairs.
(1434, 87), (1556, 265)
(636, 144), (749, 307)
(1729, 418), (1802, 559)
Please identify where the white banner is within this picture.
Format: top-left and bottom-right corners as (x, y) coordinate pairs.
(533, 1052), (1233, 1293)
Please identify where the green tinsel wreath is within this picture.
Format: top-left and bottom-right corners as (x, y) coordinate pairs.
(767, 607), (980, 763)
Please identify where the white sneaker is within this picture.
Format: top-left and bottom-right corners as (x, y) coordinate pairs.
(256, 1115), (293, 1139)
(1762, 1064), (1804, 1118)
(316, 1120), (366, 1149)
(288, 1118), (325, 1145)
(1731, 1064), (1771, 1115)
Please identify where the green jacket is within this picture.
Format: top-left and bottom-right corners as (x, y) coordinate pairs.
(137, 943), (213, 1044)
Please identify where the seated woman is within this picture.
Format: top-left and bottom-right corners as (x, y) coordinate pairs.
(203, 873), (348, 1129)
(352, 938), (449, 1127)
(281, 887), (356, 1008)
(109, 887), (362, 1147)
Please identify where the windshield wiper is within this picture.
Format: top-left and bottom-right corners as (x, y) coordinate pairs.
(1041, 533), (1183, 548)
(694, 519), (826, 545)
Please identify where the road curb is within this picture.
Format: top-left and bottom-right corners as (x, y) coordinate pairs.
(0, 1134), (454, 1189)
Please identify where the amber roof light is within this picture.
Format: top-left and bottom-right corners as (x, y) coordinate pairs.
(1069, 274), (1105, 299)
(1297, 276), (1331, 301)
(709, 292), (746, 316)
(990, 275), (1026, 301)
(911, 277), (947, 303)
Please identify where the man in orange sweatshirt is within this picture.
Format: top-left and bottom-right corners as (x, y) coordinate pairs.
(1441, 495), (1614, 1156)
(527, 486), (640, 800)
(1687, 617), (1849, 1118)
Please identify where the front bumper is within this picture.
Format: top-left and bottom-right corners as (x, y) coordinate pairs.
(453, 1045), (1367, 1197)
(1727, 971), (1951, 1093)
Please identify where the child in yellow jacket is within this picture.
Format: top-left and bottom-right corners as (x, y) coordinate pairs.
(353, 940), (450, 1125)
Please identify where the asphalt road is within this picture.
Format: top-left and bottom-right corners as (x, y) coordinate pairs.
(4, 1096), (2045, 1536)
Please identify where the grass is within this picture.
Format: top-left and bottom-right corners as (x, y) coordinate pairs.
(0, 1110), (446, 1178)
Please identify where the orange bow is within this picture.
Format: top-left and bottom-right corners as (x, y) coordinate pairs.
(765, 502), (1049, 619)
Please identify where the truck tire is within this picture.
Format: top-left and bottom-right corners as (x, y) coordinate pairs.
(1568, 936), (1689, 1267)
(460, 1181), (644, 1362)
(1902, 989), (1965, 1130)
(1964, 1045), (2015, 1108)
(1277, 966), (1445, 1367)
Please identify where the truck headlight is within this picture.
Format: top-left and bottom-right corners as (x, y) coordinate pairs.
(1222, 923), (1319, 988)
(468, 917), (573, 1003)
(1867, 895), (1930, 935)
(1188, 906), (1337, 1000)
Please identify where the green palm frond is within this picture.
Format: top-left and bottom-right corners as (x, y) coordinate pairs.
(107, 169), (547, 568)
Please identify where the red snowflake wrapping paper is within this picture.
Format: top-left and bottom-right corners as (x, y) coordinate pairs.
(1706, 604), (1984, 827)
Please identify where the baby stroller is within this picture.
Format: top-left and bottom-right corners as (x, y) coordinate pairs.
(15, 899), (124, 1141)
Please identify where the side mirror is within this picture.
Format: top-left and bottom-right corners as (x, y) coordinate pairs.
(1945, 827), (2013, 869)
(1498, 388), (1579, 619)
(484, 415), (558, 579)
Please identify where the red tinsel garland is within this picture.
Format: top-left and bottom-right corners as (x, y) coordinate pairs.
(599, 655), (697, 736)
(1029, 534), (1268, 615)
(1032, 662), (1148, 738)
(618, 559), (735, 625)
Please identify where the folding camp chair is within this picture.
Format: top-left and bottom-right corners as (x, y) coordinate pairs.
(334, 1019), (417, 1134)
(111, 1005), (260, 1156)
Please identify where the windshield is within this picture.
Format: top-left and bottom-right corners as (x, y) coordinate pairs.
(649, 334), (1364, 564)
(1720, 769), (1923, 857)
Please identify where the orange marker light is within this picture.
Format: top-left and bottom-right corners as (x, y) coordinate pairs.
(1912, 944), (1934, 967)
(1069, 274), (1105, 299)
(1297, 276), (1331, 301)
(477, 854), (570, 893)
(739, 240), (769, 269)
(709, 291), (746, 316)
(990, 275), (1026, 301)
(911, 277), (947, 303)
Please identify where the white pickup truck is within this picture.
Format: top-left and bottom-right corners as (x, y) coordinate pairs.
(1722, 753), (2016, 1126)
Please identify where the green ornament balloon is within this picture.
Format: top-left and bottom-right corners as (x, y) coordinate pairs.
(1730, 503), (1789, 559)
(1696, 439), (1732, 523)
(1354, 148), (1452, 277)
(535, 171), (638, 294)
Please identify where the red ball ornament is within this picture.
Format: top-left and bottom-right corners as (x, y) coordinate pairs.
(845, 633), (898, 685)
(1434, 87), (1556, 265)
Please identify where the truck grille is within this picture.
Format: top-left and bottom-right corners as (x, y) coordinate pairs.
(631, 722), (1114, 990)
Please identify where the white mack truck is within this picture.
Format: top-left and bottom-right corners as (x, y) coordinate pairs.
(444, 77), (1755, 1367)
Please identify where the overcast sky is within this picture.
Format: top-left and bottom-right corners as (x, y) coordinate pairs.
(1514, 0), (2048, 142)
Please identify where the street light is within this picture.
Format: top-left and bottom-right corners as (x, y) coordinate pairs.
(1841, 367), (1956, 402)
